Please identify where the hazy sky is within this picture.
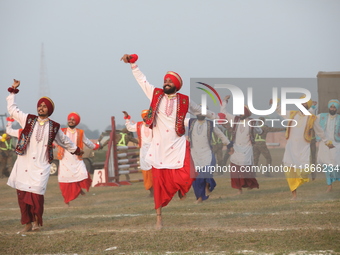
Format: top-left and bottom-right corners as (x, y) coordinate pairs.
(1, 0), (339, 133)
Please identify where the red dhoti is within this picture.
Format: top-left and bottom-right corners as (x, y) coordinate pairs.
(59, 172), (92, 204)
(17, 190), (44, 226)
(152, 141), (195, 209)
(230, 163), (259, 189)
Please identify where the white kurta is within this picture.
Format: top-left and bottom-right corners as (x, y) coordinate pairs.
(125, 120), (153, 170)
(58, 128), (96, 183)
(220, 101), (262, 166)
(186, 119), (230, 168)
(282, 112), (326, 168)
(6, 93), (78, 195)
(317, 114), (340, 166)
(131, 64), (217, 169)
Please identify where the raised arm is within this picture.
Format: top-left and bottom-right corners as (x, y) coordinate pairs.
(123, 111), (137, 132)
(189, 100), (218, 120)
(121, 54), (155, 100)
(6, 79), (28, 128)
(220, 95), (235, 122)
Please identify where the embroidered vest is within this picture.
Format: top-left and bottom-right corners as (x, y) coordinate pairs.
(16, 114), (60, 163)
(136, 121), (144, 148)
(285, 111), (316, 143)
(231, 116), (256, 145)
(57, 128), (84, 160)
(144, 88), (189, 137)
(316, 113), (340, 142)
(188, 119), (214, 150)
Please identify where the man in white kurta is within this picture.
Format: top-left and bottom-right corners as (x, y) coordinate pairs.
(6, 79), (82, 232)
(316, 99), (340, 192)
(220, 96), (262, 194)
(124, 110), (153, 196)
(279, 98), (330, 199)
(121, 54), (218, 228)
(187, 115), (231, 203)
(58, 112), (99, 205)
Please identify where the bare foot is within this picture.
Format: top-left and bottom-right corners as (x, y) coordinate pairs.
(156, 214), (163, 230)
(291, 190), (297, 200)
(65, 202), (70, 208)
(237, 189), (243, 195)
(32, 222), (40, 231)
(80, 190), (86, 196)
(194, 197), (203, 204)
(21, 223), (32, 233)
(205, 187), (211, 196)
(326, 185), (332, 193)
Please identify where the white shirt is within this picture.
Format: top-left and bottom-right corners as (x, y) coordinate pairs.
(131, 64), (218, 169)
(187, 119), (230, 168)
(125, 119), (153, 170)
(220, 101), (262, 165)
(6, 93), (78, 195)
(58, 128), (96, 183)
(279, 111), (326, 169)
(317, 114), (340, 166)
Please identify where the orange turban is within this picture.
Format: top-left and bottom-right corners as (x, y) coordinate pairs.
(68, 112), (81, 126)
(164, 71), (183, 91)
(37, 97), (55, 116)
(141, 109), (149, 119)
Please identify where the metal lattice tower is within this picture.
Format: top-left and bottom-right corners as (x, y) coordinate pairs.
(39, 43), (50, 98)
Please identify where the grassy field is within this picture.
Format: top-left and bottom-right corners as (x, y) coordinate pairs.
(0, 149), (339, 255)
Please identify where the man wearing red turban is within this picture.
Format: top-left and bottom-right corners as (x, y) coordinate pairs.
(6, 79), (83, 232)
(121, 54), (219, 229)
(220, 95), (262, 195)
(57, 112), (99, 206)
(123, 110), (154, 197)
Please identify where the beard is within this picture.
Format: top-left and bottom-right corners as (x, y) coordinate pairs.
(239, 115), (247, 120)
(329, 109), (337, 115)
(68, 124), (76, 129)
(163, 85), (177, 95)
(38, 112), (48, 118)
(197, 115), (206, 121)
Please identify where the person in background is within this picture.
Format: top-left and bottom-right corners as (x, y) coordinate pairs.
(57, 112), (99, 206)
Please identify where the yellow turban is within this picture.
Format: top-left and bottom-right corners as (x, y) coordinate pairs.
(300, 95), (313, 109)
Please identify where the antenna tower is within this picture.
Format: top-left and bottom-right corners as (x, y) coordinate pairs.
(39, 43), (50, 98)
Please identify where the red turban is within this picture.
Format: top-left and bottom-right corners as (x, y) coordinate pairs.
(141, 109), (149, 119)
(37, 97), (55, 116)
(164, 71), (183, 91)
(68, 112), (81, 126)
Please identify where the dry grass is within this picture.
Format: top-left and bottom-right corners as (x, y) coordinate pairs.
(0, 149), (339, 255)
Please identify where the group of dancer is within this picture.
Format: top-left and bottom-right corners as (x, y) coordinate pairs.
(5, 53), (340, 232)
